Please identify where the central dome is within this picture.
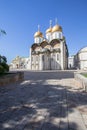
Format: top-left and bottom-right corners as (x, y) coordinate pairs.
(52, 25), (62, 32)
(46, 27), (52, 34)
(34, 31), (43, 38)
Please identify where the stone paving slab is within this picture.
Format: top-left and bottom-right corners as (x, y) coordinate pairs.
(0, 70), (87, 130)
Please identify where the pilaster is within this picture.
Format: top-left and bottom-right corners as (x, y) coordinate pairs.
(39, 54), (43, 70)
(61, 41), (64, 70)
(29, 48), (32, 70)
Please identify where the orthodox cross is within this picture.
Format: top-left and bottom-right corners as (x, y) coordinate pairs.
(38, 25), (40, 31)
(49, 20), (52, 28)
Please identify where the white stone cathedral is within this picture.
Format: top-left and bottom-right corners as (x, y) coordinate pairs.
(30, 20), (68, 70)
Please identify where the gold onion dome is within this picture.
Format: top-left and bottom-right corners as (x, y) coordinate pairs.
(46, 27), (52, 34)
(52, 25), (62, 33)
(34, 31), (43, 38)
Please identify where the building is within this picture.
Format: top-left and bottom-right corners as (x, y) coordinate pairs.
(30, 21), (68, 70)
(10, 56), (30, 69)
(75, 47), (87, 70)
(68, 55), (75, 69)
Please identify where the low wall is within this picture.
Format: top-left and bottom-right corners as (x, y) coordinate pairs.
(0, 72), (24, 86)
(74, 72), (87, 92)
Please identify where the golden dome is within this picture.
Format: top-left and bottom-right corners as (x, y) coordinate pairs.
(52, 25), (62, 33)
(34, 31), (43, 38)
(46, 27), (52, 34)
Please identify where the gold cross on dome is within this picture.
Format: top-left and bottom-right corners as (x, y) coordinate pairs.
(49, 20), (52, 27)
(38, 24), (40, 31)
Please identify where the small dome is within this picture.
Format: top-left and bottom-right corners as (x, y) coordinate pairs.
(46, 27), (52, 34)
(79, 47), (87, 53)
(34, 31), (43, 38)
(52, 25), (62, 33)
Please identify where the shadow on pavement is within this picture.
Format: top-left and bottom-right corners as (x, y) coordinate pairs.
(0, 71), (87, 130)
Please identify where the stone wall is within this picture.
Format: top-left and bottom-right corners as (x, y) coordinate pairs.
(0, 72), (24, 86)
(74, 72), (87, 92)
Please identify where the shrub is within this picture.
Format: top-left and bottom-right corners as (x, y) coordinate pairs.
(0, 65), (4, 73)
(0, 55), (9, 74)
(1, 63), (9, 72)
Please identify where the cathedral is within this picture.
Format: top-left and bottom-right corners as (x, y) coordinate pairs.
(10, 20), (87, 71)
(30, 20), (68, 70)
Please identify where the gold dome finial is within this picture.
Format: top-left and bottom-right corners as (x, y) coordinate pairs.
(34, 25), (43, 38)
(46, 20), (52, 34)
(52, 18), (62, 32)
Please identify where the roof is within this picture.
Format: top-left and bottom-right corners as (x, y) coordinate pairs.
(78, 46), (87, 53)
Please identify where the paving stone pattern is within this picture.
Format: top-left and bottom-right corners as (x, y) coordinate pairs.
(0, 70), (87, 130)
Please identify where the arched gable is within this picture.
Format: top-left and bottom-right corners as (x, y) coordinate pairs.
(44, 44), (51, 49)
(35, 46), (41, 51)
(50, 39), (60, 47)
(40, 41), (48, 48)
(31, 43), (39, 50)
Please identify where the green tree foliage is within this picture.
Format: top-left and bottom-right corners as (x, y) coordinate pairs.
(0, 55), (9, 73)
(0, 65), (4, 73)
(0, 29), (8, 73)
(0, 29), (6, 36)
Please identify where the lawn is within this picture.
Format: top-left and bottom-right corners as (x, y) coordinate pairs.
(82, 73), (87, 78)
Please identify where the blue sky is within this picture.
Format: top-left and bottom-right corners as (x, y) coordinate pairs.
(0, 0), (87, 63)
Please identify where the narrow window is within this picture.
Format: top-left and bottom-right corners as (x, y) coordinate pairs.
(42, 55), (44, 61)
(32, 56), (33, 61)
(36, 55), (38, 61)
(57, 54), (59, 61)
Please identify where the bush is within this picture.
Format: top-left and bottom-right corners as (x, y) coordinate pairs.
(0, 65), (4, 73)
(0, 55), (9, 74)
(1, 63), (9, 72)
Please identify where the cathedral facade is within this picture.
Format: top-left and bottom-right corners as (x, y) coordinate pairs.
(30, 21), (68, 70)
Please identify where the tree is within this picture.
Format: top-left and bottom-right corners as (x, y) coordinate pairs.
(0, 55), (1, 63)
(1, 56), (7, 63)
(0, 29), (6, 36)
(0, 31), (9, 73)
(0, 55), (9, 73)
(0, 55), (7, 63)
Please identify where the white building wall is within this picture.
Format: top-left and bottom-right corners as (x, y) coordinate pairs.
(79, 52), (87, 70)
(52, 32), (62, 39)
(31, 36), (68, 70)
(75, 47), (87, 70)
(68, 56), (75, 68)
(46, 33), (52, 42)
(79, 52), (87, 60)
(60, 41), (64, 69)
(39, 54), (43, 70)
(34, 37), (43, 43)
(30, 40), (68, 70)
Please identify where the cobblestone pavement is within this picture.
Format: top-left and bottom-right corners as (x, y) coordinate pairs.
(0, 70), (87, 130)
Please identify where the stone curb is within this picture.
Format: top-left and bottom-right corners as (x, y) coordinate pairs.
(74, 72), (87, 92)
(0, 72), (24, 86)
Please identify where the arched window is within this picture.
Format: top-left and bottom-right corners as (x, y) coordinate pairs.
(59, 33), (62, 39)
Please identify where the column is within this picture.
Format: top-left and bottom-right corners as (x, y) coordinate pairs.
(29, 48), (32, 70)
(39, 54), (43, 70)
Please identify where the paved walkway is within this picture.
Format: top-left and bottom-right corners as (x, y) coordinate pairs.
(0, 70), (87, 130)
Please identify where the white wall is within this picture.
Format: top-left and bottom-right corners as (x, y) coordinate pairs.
(52, 32), (62, 39)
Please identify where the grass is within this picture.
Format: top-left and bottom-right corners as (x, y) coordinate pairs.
(82, 73), (87, 78)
